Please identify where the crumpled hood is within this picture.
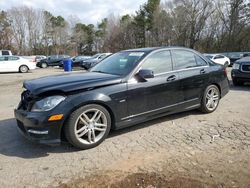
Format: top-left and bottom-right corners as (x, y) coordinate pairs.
(24, 72), (122, 95)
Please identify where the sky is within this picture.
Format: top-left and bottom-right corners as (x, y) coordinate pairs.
(0, 0), (148, 24)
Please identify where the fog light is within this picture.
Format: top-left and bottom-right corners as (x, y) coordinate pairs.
(48, 114), (64, 121)
(28, 130), (48, 135)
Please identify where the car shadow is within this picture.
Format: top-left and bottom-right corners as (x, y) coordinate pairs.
(0, 72), (33, 75)
(0, 110), (202, 159)
(0, 118), (78, 159)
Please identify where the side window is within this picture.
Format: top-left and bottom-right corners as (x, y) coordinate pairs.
(50, 55), (56, 59)
(0, 57), (5, 61)
(141, 50), (172, 74)
(9, 56), (19, 61)
(172, 50), (197, 70)
(195, 55), (207, 66)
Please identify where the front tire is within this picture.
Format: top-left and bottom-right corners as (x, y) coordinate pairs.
(64, 104), (111, 149)
(19, 65), (29, 73)
(200, 85), (220, 113)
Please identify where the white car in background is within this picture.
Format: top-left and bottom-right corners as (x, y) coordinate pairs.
(0, 56), (36, 73)
(204, 54), (230, 67)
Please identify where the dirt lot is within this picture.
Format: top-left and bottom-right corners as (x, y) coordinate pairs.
(0, 68), (249, 188)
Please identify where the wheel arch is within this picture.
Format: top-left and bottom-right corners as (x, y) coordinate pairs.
(60, 100), (116, 142)
(210, 83), (222, 98)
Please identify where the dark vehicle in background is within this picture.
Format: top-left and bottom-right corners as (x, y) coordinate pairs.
(231, 57), (250, 86)
(59, 55), (92, 68)
(81, 53), (112, 70)
(72, 55), (92, 63)
(222, 52), (250, 66)
(37, 55), (70, 68)
(35, 55), (46, 63)
(14, 47), (229, 149)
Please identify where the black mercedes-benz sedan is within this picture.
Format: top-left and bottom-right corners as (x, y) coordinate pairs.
(14, 47), (229, 149)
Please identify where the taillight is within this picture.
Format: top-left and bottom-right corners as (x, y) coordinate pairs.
(224, 68), (227, 77)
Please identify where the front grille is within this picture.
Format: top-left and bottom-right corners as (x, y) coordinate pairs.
(242, 64), (250, 72)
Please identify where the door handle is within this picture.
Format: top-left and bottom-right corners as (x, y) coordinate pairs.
(200, 69), (206, 74)
(166, 75), (177, 82)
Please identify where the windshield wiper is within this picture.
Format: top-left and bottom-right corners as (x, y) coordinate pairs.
(91, 70), (108, 74)
(91, 70), (121, 76)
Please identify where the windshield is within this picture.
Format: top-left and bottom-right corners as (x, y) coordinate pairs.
(91, 51), (145, 76)
(75, 56), (84, 60)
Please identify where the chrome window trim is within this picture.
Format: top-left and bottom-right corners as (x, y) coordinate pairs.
(121, 98), (199, 120)
(153, 65), (209, 77)
(127, 48), (210, 81)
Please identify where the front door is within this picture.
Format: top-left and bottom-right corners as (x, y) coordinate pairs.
(126, 50), (182, 121)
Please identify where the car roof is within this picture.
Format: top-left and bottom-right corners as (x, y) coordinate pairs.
(122, 46), (195, 54)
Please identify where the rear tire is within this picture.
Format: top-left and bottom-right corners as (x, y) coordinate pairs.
(200, 85), (220, 113)
(64, 104), (111, 149)
(19, 65), (29, 73)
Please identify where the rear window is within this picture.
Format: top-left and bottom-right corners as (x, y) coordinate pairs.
(172, 50), (197, 70)
(172, 50), (207, 70)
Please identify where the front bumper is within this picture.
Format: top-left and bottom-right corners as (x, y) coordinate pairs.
(14, 109), (63, 145)
(231, 69), (250, 82)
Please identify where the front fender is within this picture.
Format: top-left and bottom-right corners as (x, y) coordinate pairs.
(70, 92), (112, 107)
(60, 91), (115, 126)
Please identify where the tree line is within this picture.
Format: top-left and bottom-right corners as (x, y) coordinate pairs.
(0, 0), (249, 56)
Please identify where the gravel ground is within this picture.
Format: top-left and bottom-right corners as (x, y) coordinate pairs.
(0, 67), (249, 188)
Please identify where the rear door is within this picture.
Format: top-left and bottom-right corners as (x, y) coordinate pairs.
(127, 50), (182, 120)
(171, 49), (209, 105)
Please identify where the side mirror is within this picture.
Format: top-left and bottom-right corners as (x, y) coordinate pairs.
(135, 69), (154, 82)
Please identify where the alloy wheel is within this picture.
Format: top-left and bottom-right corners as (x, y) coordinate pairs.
(20, 65), (28, 73)
(74, 108), (108, 144)
(205, 87), (219, 111)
